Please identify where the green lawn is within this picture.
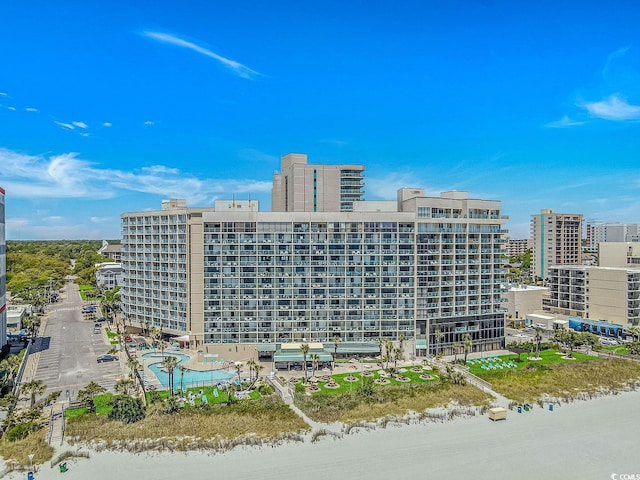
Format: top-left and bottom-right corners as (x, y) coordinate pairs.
(468, 349), (597, 378)
(600, 345), (630, 355)
(78, 284), (97, 301)
(293, 365), (439, 395)
(146, 384), (262, 406)
(65, 393), (113, 417)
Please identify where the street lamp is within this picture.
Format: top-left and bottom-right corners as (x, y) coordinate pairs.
(27, 453), (34, 471)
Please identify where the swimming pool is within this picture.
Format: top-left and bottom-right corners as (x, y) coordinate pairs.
(143, 353), (233, 388)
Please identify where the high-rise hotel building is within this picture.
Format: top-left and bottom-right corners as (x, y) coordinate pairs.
(121, 155), (508, 355)
(0, 186), (6, 346)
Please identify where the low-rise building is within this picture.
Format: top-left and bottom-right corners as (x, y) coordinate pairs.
(98, 241), (122, 262)
(95, 262), (122, 290)
(503, 285), (548, 322)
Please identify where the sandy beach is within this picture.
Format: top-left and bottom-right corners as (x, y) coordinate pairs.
(12, 390), (638, 480)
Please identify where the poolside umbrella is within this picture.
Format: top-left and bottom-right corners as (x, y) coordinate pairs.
(172, 342), (180, 347)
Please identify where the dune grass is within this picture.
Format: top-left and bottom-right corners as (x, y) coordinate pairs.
(487, 358), (640, 403)
(0, 428), (54, 467)
(295, 381), (493, 423)
(65, 395), (308, 451)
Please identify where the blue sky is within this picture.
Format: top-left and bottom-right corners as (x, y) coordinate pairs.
(2, 1), (640, 240)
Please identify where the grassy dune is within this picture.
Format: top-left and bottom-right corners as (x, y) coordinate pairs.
(488, 358), (640, 403)
(0, 428), (54, 467)
(65, 396), (309, 451)
(295, 382), (494, 423)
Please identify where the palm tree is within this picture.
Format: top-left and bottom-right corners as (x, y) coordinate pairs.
(393, 346), (401, 370)
(161, 356), (179, 396)
(462, 333), (473, 363)
(377, 337), (385, 368)
(398, 333), (406, 362)
(100, 286), (121, 323)
(534, 327), (543, 358)
(1, 355), (22, 387)
(626, 326), (640, 342)
(178, 365), (187, 392)
(310, 353), (320, 378)
(300, 343), (310, 383)
(251, 363), (264, 388)
(332, 335), (341, 370)
(234, 362), (243, 390)
(21, 379), (46, 408)
(246, 359), (256, 383)
(77, 381), (106, 413)
(434, 329), (445, 356)
(127, 357), (140, 380)
(114, 378), (135, 395)
(452, 342), (461, 363)
(385, 340), (394, 369)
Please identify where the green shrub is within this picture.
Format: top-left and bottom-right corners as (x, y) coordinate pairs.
(258, 384), (274, 396)
(5, 422), (36, 442)
(108, 395), (145, 424)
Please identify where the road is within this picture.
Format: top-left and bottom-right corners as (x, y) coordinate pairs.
(31, 279), (123, 401)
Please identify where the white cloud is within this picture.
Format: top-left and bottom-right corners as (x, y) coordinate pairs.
(580, 94), (640, 121)
(90, 216), (111, 223)
(44, 216), (63, 222)
(7, 106), (16, 111)
(0, 92), (7, 96)
(144, 120), (155, 126)
(142, 31), (260, 80)
(142, 165), (180, 175)
(79, 132), (90, 137)
(54, 121), (75, 130)
(0, 147), (272, 204)
(103, 122), (112, 127)
(25, 107), (38, 112)
(72, 121), (88, 129)
(544, 115), (585, 128)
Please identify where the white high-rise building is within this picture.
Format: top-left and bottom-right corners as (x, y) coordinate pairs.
(586, 221), (640, 251)
(0, 186), (6, 346)
(121, 158), (508, 356)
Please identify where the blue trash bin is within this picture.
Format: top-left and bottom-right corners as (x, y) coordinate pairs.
(517, 406), (522, 414)
(549, 404), (554, 412)
(27, 472), (34, 480)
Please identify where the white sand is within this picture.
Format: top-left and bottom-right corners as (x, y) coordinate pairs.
(16, 391), (639, 480)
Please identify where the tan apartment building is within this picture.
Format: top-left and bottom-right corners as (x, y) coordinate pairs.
(507, 238), (531, 257)
(543, 265), (640, 326)
(531, 209), (582, 279)
(598, 242), (640, 268)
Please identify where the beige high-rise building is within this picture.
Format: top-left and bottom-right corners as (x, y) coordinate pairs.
(121, 159), (508, 358)
(531, 209), (582, 279)
(271, 153), (365, 213)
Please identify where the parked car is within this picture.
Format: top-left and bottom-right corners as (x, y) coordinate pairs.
(93, 328), (101, 334)
(82, 305), (97, 314)
(95, 317), (107, 323)
(97, 354), (118, 363)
